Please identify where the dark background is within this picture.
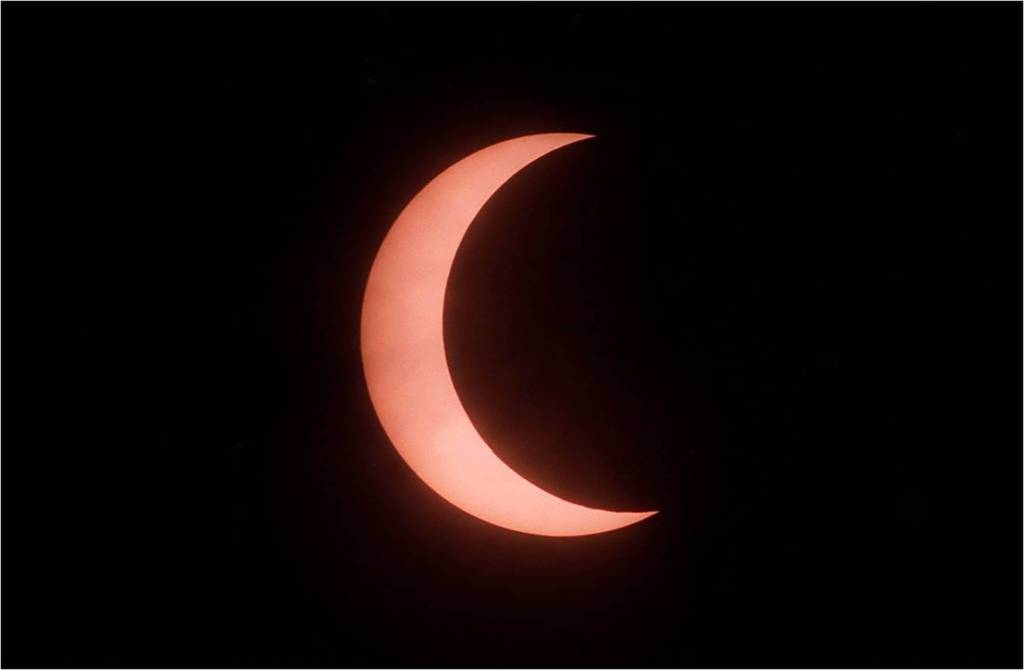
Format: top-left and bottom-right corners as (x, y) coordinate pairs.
(4, 3), (1021, 668)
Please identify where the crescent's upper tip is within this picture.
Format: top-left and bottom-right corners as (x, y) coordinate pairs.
(554, 132), (595, 142)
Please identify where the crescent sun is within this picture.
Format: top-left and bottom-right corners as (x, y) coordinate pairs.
(360, 133), (658, 537)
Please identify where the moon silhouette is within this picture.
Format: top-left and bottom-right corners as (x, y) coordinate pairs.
(360, 133), (657, 537)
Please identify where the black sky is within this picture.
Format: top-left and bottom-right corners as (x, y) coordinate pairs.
(4, 3), (1022, 668)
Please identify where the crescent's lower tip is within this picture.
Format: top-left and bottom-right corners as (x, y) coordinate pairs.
(611, 509), (657, 533)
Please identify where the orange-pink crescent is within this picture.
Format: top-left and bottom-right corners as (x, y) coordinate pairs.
(360, 133), (658, 537)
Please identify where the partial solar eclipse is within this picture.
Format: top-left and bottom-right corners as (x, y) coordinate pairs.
(361, 133), (657, 537)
